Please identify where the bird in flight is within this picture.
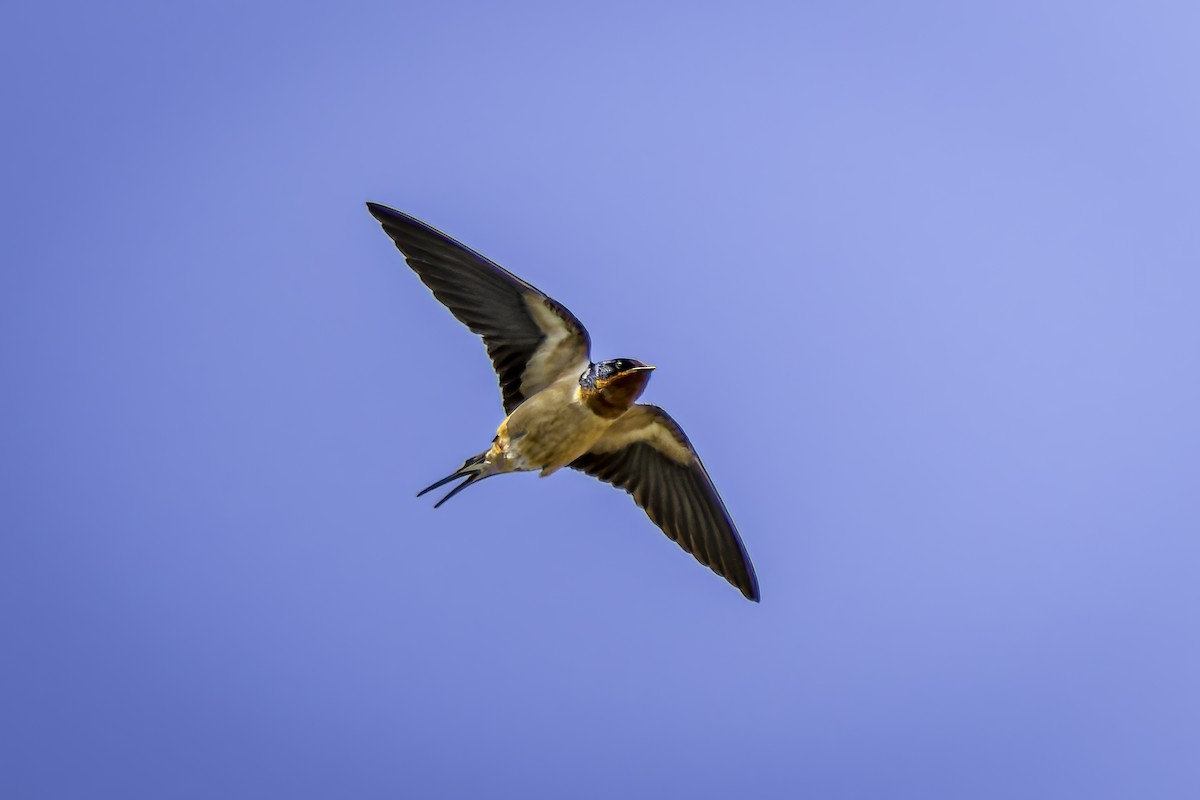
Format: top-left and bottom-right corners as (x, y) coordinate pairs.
(367, 203), (759, 601)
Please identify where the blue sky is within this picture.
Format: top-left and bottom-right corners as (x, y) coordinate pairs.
(3, 1), (1198, 797)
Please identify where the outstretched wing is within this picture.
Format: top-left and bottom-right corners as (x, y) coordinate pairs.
(570, 405), (760, 601)
(367, 203), (592, 413)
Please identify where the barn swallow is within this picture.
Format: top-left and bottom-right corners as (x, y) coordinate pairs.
(366, 202), (760, 601)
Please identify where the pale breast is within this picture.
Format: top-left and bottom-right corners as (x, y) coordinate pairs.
(502, 379), (611, 471)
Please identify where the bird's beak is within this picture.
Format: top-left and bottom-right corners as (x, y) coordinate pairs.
(632, 365), (656, 372)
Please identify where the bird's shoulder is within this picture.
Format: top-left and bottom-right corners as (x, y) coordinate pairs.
(585, 404), (696, 464)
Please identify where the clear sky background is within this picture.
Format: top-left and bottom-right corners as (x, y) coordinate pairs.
(3, 1), (1198, 797)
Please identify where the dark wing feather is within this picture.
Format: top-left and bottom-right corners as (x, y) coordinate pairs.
(367, 203), (591, 413)
(570, 405), (760, 601)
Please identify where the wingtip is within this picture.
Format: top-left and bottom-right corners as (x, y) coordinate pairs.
(365, 201), (394, 221)
(734, 565), (761, 602)
(365, 202), (429, 232)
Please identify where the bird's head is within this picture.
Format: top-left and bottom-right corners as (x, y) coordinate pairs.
(580, 359), (656, 418)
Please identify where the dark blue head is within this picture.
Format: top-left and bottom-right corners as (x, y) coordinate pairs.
(583, 358), (651, 384)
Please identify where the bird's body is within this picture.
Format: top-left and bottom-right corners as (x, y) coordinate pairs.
(423, 359), (657, 499)
(496, 375), (613, 476)
(367, 202), (760, 601)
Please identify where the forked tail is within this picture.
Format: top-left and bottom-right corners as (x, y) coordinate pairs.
(417, 451), (496, 508)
